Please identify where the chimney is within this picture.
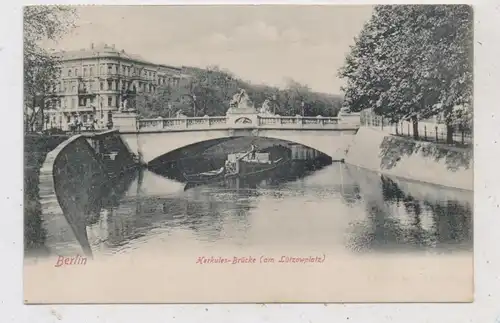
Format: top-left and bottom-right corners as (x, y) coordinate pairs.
(91, 43), (94, 49)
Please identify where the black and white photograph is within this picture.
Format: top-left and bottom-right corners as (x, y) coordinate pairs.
(23, 5), (473, 303)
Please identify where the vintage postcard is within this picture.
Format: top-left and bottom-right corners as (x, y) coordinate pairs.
(23, 5), (473, 303)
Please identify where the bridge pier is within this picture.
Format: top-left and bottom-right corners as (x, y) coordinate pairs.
(112, 111), (139, 132)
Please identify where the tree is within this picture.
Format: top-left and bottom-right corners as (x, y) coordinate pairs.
(24, 6), (76, 132)
(339, 5), (473, 142)
(283, 78), (311, 116)
(135, 65), (343, 119)
(133, 84), (175, 118)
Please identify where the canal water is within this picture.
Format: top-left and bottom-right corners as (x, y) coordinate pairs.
(35, 159), (473, 258)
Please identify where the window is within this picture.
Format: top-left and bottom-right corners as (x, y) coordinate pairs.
(100, 66), (104, 75)
(83, 68), (87, 76)
(108, 97), (112, 107)
(75, 68), (79, 77)
(100, 81), (104, 91)
(82, 115), (88, 123)
(90, 67), (93, 76)
(67, 115), (71, 123)
(72, 98), (76, 108)
(90, 97), (95, 104)
(108, 65), (112, 74)
(122, 66), (126, 75)
(68, 69), (72, 76)
(72, 85), (76, 92)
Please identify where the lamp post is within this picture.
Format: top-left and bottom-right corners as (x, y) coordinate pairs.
(99, 96), (104, 128)
(272, 94), (277, 115)
(301, 101), (305, 117)
(192, 94), (197, 117)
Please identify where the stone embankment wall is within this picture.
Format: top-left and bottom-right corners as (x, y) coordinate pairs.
(345, 127), (473, 191)
(37, 130), (138, 257)
(24, 134), (69, 255)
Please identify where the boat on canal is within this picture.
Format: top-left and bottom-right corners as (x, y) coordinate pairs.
(182, 148), (289, 184)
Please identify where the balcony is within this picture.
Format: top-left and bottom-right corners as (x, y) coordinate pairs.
(60, 105), (96, 113)
(130, 73), (148, 81)
(121, 88), (137, 96)
(78, 87), (97, 96)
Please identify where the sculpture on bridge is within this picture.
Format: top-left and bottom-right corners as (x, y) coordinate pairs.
(228, 89), (256, 113)
(175, 110), (187, 118)
(259, 99), (274, 116)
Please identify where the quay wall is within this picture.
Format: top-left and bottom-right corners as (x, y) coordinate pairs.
(24, 134), (69, 255)
(37, 130), (139, 257)
(344, 127), (473, 191)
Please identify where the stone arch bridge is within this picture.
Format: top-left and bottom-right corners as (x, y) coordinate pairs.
(114, 111), (361, 165)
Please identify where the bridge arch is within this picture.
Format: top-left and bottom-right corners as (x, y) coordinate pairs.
(120, 128), (356, 165)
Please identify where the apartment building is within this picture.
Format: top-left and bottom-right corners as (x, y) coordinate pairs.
(46, 43), (187, 130)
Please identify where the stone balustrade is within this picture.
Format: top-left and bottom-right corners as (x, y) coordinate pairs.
(136, 115), (350, 132)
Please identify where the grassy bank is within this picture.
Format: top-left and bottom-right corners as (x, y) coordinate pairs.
(24, 134), (69, 253)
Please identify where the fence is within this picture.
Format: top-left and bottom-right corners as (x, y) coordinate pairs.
(360, 113), (472, 146)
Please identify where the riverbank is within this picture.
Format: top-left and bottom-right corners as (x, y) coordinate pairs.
(345, 127), (473, 191)
(36, 131), (140, 257)
(24, 134), (69, 254)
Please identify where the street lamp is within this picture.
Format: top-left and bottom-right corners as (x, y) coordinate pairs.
(272, 94), (277, 115)
(192, 94), (197, 117)
(301, 101), (305, 117)
(99, 96), (104, 121)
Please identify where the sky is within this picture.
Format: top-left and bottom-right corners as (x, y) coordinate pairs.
(43, 5), (374, 94)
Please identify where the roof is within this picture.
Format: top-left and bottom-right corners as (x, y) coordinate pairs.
(54, 43), (182, 72)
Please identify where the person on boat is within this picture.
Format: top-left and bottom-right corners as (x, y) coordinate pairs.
(225, 159), (235, 174)
(250, 143), (257, 160)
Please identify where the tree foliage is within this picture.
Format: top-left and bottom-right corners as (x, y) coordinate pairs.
(137, 66), (343, 118)
(24, 6), (76, 131)
(339, 5), (473, 142)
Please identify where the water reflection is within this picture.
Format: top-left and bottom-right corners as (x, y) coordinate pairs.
(43, 161), (472, 257)
(345, 166), (472, 253)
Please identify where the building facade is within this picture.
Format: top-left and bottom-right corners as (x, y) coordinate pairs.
(45, 43), (188, 131)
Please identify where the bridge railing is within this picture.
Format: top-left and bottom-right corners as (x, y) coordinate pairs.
(137, 115), (351, 131)
(258, 115), (341, 127)
(138, 116), (228, 131)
